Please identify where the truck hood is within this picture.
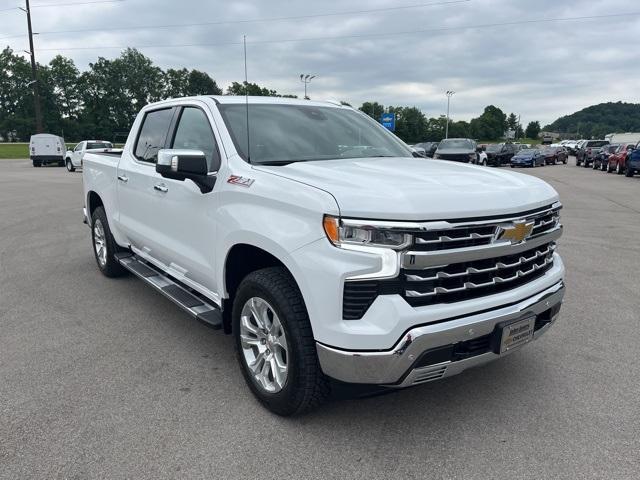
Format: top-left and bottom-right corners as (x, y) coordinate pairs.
(255, 157), (558, 220)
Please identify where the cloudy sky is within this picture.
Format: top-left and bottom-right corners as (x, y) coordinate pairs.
(2, 0), (639, 125)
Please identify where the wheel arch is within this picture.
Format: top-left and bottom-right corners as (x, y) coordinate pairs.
(86, 190), (104, 224)
(221, 242), (307, 334)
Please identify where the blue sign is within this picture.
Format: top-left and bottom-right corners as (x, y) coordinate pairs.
(381, 113), (395, 131)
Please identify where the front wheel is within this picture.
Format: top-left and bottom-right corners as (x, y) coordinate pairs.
(91, 206), (128, 277)
(233, 267), (330, 416)
(626, 165), (634, 177)
(66, 159), (75, 172)
(616, 162), (624, 175)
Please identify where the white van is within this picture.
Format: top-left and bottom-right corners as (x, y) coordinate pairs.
(29, 134), (66, 167)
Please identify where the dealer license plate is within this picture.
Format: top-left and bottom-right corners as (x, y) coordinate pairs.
(499, 316), (535, 354)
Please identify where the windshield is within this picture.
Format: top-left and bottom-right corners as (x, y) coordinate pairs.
(439, 139), (474, 150)
(87, 142), (112, 149)
(218, 104), (412, 164)
(486, 144), (503, 152)
(519, 149), (538, 154)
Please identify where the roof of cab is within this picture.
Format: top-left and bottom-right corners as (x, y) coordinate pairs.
(145, 95), (348, 109)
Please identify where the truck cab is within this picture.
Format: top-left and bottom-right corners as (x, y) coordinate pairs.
(65, 140), (113, 172)
(82, 96), (565, 415)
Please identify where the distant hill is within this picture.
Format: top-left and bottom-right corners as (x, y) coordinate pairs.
(544, 102), (640, 139)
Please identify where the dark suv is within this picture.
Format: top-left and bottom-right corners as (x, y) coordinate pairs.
(485, 143), (517, 166)
(576, 140), (609, 167)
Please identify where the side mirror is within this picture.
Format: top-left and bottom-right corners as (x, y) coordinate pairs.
(156, 149), (216, 193)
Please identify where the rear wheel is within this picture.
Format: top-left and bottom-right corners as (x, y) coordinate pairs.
(66, 159), (75, 172)
(90, 206), (128, 278)
(233, 267), (330, 416)
(32, 160), (41, 167)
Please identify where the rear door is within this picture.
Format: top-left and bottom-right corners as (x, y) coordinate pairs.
(116, 107), (176, 259)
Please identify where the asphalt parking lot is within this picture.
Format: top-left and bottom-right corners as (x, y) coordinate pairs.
(1, 158), (639, 479)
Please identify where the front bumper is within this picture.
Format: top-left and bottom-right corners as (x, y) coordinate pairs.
(316, 280), (564, 387)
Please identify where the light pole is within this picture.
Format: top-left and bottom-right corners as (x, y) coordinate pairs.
(445, 90), (455, 139)
(19, 0), (43, 133)
(300, 74), (316, 100)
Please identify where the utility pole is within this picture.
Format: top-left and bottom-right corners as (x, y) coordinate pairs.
(445, 90), (455, 139)
(21, 0), (43, 133)
(299, 74), (316, 100)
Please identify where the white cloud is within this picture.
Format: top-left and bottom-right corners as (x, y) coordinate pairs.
(2, 0), (639, 126)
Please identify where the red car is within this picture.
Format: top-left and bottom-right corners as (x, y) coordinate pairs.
(607, 143), (636, 174)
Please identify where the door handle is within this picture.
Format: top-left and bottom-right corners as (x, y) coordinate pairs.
(154, 183), (168, 193)
(117, 175), (128, 183)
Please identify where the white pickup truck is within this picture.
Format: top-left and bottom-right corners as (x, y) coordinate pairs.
(82, 96), (565, 415)
(65, 140), (113, 172)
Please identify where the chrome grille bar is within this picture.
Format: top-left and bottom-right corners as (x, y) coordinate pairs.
(403, 226), (562, 269)
(406, 256), (554, 298)
(406, 245), (555, 282)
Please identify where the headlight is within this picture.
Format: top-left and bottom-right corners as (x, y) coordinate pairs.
(323, 216), (411, 250)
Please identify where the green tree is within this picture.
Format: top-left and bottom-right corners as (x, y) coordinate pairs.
(0, 47), (34, 140)
(387, 106), (428, 143)
(359, 101), (385, 120)
(226, 81), (293, 97)
(470, 105), (507, 140)
(525, 120), (541, 139)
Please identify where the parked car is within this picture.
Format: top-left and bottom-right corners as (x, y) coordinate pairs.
(485, 143), (517, 166)
(433, 138), (477, 163)
(541, 146), (568, 165)
(81, 96), (565, 415)
(29, 133), (65, 167)
(592, 144), (619, 171)
(563, 140), (579, 155)
(65, 140), (114, 172)
(410, 145), (427, 157)
(576, 140), (609, 167)
(413, 141), (439, 158)
(510, 148), (546, 168)
(477, 148), (488, 166)
(606, 143), (636, 174)
(625, 142), (640, 177)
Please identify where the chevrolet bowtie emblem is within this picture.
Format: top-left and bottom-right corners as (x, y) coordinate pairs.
(496, 220), (534, 244)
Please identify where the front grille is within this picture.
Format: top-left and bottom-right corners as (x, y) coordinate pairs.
(341, 204), (561, 320)
(404, 243), (555, 306)
(412, 206), (559, 252)
(438, 153), (470, 162)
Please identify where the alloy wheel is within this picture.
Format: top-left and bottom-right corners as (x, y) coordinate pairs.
(239, 297), (289, 393)
(93, 219), (107, 267)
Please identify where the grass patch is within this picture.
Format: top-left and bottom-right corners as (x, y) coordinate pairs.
(0, 143), (29, 159)
(0, 143), (124, 159)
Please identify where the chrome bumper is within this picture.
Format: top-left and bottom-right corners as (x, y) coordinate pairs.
(316, 281), (564, 387)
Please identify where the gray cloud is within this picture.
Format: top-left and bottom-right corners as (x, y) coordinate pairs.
(3, 0), (640, 125)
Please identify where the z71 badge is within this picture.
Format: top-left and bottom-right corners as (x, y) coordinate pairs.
(227, 175), (255, 187)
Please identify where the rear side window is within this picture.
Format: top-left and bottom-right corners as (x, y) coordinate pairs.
(134, 108), (173, 163)
(87, 142), (112, 149)
(171, 107), (220, 171)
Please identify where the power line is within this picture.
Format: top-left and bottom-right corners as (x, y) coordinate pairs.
(30, 11), (640, 52)
(0, 0), (470, 38)
(0, 0), (123, 13)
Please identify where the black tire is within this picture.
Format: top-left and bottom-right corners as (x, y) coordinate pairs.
(66, 159), (75, 172)
(592, 161), (598, 170)
(616, 162), (624, 175)
(57, 160), (64, 167)
(90, 206), (128, 278)
(232, 267), (330, 416)
(32, 161), (41, 167)
(625, 165), (634, 177)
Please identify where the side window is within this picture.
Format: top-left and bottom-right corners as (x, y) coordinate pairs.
(74, 142), (83, 152)
(171, 107), (220, 171)
(134, 108), (174, 163)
